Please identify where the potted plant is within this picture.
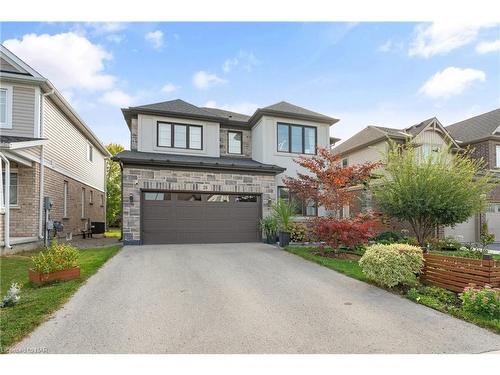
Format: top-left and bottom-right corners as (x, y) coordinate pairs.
(29, 241), (80, 285)
(259, 216), (278, 244)
(272, 198), (296, 247)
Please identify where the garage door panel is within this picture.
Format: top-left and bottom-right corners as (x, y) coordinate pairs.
(142, 191), (261, 244)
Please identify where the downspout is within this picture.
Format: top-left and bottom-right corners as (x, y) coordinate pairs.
(0, 153), (11, 249)
(39, 89), (54, 239)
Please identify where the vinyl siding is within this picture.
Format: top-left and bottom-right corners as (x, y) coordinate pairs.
(43, 97), (105, 192)
(414, 129), (448, 146)
(0, 57), (25, 73)
(342, 141), (388, 165)
(1, 85), (36, 137)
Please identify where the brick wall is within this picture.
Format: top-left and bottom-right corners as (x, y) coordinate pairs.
(219, 127), (252, 158)
(122, 166), (276, 244)
(467, 140), (499, 170)
(10, 162), (40, 237)
(44, 166), (105, 239)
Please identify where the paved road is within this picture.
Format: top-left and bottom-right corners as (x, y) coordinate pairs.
(12, 243), (500, 354)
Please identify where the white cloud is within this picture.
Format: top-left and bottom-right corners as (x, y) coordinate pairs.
(192, 71), (226, 90)
(145, 30), (164, 50)
(418, 67), (485, 99)
(4, 32), (116, 91)
(99, 89), (136, 107)
(408, 22), (496, 58)
(476, 39), (500, 54)
(106, 34), (124, 44)
(203, 100), (259, 115)
(378, 40), (392, 52)
(222, 51), (260, 73)
(86, 22), (126, 35)
(161, 82), (179, 93)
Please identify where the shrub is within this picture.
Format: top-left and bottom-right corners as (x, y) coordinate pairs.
(259, 216), (278, 241)
(1, 283), (21, 308)
(289, 222), (307, 242)
(311, 214), (378, 251)
(428, 237), (461, 251)
(359, 243), (424, 287)
(31, 241), (79, 274)
(272, 199), (297, 232)
(372, 230), (403, 243)
(460, 285), (500, 319)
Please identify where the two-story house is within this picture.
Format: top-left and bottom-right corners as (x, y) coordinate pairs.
(0, 45), (110, 254)
(445, 109), (500, 242)
(114, 99), (338, 245)
(332, 110), (500, 243)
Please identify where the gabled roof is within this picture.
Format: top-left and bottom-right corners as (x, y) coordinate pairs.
(123, 99), (339, 129)
(0, 45), (110, 157)
(332, 126), (408, 155)
(446, 108), (500, 144)
(332, 117), (459, 156)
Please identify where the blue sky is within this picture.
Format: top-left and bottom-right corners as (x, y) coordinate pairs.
(1, 22), (499, 147)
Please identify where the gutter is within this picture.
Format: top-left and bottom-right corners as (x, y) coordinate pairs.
(0, 152), (11, 249)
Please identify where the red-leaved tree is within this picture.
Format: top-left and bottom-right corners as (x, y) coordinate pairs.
(283, 146), (380, 251)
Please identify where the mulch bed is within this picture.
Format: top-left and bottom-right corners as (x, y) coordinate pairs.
(312, 251), (361, 261)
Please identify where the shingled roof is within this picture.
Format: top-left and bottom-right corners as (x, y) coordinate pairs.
(446, 108), (500, 144)
(122, 99), (338, 129)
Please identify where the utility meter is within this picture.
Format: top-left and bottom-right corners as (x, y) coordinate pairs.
(43, 197), (53, 210)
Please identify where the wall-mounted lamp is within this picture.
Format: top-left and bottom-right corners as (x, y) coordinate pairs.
(267, 197), (273, 207)
(129, 194), (134, 203)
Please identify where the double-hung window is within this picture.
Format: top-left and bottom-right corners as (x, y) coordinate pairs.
(277, 123), (317, 154)
(1, 171), (18, 206)
(0, 85), (13, 129)
(157, 122), (203, 150)
(228, 131), (243, 154)
(81, 188), (85, 218)
(87, 143), (93, 162)
(496, 145), (500, 168)
(63, 181), (68, 217)
(277, 187), (317, 216)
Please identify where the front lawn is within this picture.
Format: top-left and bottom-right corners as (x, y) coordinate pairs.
(285, 246), (367, 282)
(0, 245), (121, 353)
(105, 227), (121, 238)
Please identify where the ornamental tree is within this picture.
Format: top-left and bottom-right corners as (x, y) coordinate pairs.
(372, 142), (495, 246)
(283, 146), (380, 250)
(283, 146), (380, 212)
(106, 143), (125, 227)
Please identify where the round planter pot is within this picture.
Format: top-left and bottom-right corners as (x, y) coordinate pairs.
(279, 231), (291, 247)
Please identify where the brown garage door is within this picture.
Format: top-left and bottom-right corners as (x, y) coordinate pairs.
(141, 191), (261, 244)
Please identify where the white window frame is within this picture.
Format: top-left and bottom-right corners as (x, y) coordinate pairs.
(496, 145), (500, 168)
(0, 84), (13, 129)
(87, 143), (94, 162)
(63, 181), (68, 217)
(89, 190), (93, 204)
(1, 169), (18, 206)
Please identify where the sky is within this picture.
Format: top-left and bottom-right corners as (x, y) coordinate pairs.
(1, 22), (499, 148)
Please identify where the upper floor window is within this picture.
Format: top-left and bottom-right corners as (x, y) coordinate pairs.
(277, 123), (316, 154)
(87, 143), (93, 162)
(157, 122), (203, 150)
(228, 131), (242, 154)
(496, 145), (500, 168)
(0, 85), (13, 129)
(421, 144), (441, 161)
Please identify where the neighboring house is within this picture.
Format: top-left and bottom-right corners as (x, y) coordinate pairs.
(114, 99), (338, 245)
(445, 109), (500, 242)
(0, 45), (110, 254)
(332, 111), (500, 243)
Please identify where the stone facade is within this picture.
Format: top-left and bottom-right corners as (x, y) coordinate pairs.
(219, 127), (252, 158)
(131, 117), (138, 151)
(122, 165), (277, 244)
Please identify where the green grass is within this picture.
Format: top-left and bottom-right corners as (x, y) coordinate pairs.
(105, 227), (121, 238)
(0, 245), (121, 353)
(285, 246), (367, 282)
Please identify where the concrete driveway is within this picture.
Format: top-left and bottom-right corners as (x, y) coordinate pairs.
(12, 243), (500, 354)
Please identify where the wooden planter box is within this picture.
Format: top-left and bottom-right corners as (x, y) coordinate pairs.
(29, 267), (80, 285)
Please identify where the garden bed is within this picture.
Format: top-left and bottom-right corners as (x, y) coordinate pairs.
(0, 244), (122, 353)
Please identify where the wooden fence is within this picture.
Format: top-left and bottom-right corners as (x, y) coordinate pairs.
(421, 254), (500, 292)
